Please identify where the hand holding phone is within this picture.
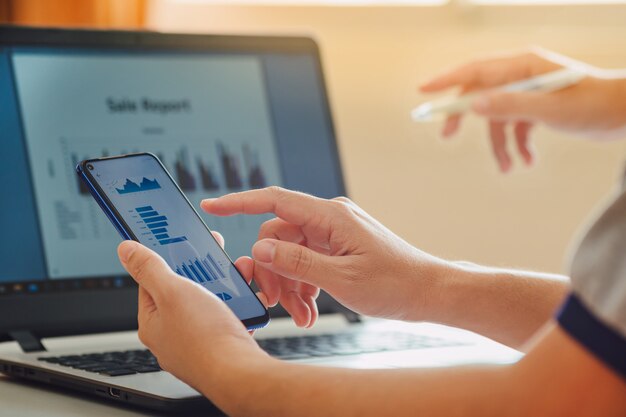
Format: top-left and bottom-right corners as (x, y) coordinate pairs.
(76, 153), (270, 330)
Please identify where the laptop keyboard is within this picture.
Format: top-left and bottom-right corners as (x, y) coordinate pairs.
(256, 331), (463, 360)
(38, 349), (160, 377)
(37, 331), (464, 377)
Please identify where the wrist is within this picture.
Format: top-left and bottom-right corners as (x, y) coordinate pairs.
(416, 259), (486, 325)
(592, 74), (626, 132)
(403, 252), (464, 323)
(197, 346), (278, 416)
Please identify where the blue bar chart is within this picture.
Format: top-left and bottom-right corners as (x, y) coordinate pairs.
(135, 206), (187, 245)
(174, 253), (226, 284)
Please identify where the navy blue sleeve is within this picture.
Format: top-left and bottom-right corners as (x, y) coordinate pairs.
(557, 293), (626, 380)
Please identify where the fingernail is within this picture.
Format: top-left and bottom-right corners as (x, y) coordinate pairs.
(442, 124), (454, 138)
(252, 240), (276, 263)
(472, 96), (490, 113)
(118, 240), (138, 263)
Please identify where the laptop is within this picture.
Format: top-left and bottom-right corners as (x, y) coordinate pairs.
(0, 26), (521, 413)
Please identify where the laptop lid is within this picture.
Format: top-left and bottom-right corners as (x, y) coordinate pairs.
(0, 26), (351, 348)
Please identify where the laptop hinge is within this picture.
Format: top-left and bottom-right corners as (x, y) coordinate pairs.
(9, 330), (46, 353)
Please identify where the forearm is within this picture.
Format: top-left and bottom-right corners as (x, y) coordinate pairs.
(205, 356), (516, 417)
(420, 261), (569, 350)
(199, 325), (626, 417)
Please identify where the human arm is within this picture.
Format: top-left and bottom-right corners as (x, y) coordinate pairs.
(202, 187), (568, 349)
(420, 47), (626, 172)
(204, 324), (626, 417)
(426, 262), (569, 349)
(117, 240), (626, 417)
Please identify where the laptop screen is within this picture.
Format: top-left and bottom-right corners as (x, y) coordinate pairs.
(0, 29), (345, 322)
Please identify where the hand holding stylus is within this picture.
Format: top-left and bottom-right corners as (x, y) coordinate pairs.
(420, 47), (626, 172)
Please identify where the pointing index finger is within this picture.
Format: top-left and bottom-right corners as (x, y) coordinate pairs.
(201, 187), (318, 227)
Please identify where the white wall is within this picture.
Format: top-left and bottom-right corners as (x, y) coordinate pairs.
(147, 1), (626, 273)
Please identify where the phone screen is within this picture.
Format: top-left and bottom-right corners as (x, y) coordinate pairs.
(82, 153), (268, 326)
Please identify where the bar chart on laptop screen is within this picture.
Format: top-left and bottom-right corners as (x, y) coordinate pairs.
(67, 139), (273, 197)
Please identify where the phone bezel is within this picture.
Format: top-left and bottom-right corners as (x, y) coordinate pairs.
(77, 152), (271, 330)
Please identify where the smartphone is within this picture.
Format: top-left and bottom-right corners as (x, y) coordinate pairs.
(76, 152), (270, 330)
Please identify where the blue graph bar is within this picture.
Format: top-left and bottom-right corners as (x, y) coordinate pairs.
(188, 263), (204, 282)
(159, 237), (187, 245)
(181, 264), (194, 282)
(206, 254), (225, 278)
(135, 205), (187, 247)
(195, 260), (212, 281)
(176, 267), (187, 279)
(143, 216), (168, 224)
(139, 211), (159, 218)
(202, 259), (219, 281)
(200, 259), (220, 281)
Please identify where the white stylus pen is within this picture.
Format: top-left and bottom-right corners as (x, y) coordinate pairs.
(411, 68), (586, 122)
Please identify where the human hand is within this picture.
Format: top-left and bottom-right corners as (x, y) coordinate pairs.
(116, 232), (268, 393)
(202, 187), (452, 328)
(420, 47), (626, 172)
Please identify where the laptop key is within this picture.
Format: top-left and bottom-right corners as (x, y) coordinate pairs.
(58, 360), (83, 367)
(58, 355), (82, 361)
(71, 362), (102, 370)
(306, 350), (337, 357)
(81, 366), (110, 373)
(273, 353), (311, 360)
(131, 366), (161, 373)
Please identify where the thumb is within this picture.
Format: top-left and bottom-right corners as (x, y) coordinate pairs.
(118, 240), (175, 301)
(472, 91), (557, 122)
(252, 239), (337, 287)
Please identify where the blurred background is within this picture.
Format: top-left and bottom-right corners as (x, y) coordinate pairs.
(3, 0), (626, 274)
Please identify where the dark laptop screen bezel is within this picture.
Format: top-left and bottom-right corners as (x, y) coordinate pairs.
(0, 26), (348, 344)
